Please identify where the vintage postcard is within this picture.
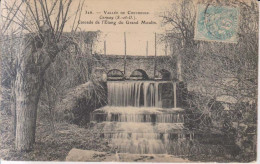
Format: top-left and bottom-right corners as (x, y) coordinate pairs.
(0, 0), (258, 163)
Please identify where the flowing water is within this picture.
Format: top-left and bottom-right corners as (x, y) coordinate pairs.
(107, 81), (165, 107)
(92, 81), (190, 154)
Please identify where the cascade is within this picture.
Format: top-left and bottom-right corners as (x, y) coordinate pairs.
(107, 81), (162, 107)
(92, 80), (191, 154)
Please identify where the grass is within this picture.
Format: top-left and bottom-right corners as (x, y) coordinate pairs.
(0, 110), (115, 161)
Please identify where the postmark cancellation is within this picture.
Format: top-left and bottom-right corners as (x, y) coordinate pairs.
(194, 4), (239, 43)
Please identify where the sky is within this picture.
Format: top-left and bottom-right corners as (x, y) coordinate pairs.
(1, 0), (177, 56)
(93, 31), (168, 56)
(65, 0), (176, 56)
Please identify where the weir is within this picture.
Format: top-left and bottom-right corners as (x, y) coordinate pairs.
(91, 80), (191, 154)
(107, 81), (175, 108)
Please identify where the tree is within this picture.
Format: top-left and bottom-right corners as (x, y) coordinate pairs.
(39, 31), (100, 126)
(161, 0), (258, 159)
(1, 0), (85, 151)
(161, 0), (196, 81)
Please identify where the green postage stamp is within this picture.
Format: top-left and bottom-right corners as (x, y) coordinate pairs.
(195, 4), (239, 43)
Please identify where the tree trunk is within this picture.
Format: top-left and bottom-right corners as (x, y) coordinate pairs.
(14, 26), (63, 151)
(15, 57), (44, 151)
(14, 39), (48, 151)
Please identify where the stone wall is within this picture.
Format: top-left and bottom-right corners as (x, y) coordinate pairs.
(93, 54), (177, 80)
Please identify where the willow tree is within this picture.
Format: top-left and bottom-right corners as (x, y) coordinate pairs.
(1, 0), (85, 151)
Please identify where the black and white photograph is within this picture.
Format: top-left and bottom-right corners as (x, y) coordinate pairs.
(0, 0), (258, 163)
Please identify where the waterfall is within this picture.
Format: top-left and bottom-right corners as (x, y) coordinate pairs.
(107, 81), (166, 107)
(92, 80), (190, 154)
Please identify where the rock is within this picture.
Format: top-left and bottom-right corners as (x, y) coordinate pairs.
(56, 81), (94, 112)
(118, 154), (191, 162)
(66, 148), (190, 162)
(65, 148), (117, 162)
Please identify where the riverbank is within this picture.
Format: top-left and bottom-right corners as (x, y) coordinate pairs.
(0, 111), (114, 161)
(0, 110), (249, 162)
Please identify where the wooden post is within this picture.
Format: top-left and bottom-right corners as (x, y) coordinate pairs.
(90, 42), (93, 55)
(154, 33), (157, 79)
(174, 82), (177, 108)
(177, 41), (183, 81)
(104, 40), (106, 55)
(146, 41), (148, 57)
(124, 32), (127, 75)
(165, 40), (167, 56)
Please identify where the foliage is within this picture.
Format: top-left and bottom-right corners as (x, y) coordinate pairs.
(38, 31), (100, 125)
(0, 0), (101, 151)
(161, 0), (258, 161)
(0, 110), (115, 161)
